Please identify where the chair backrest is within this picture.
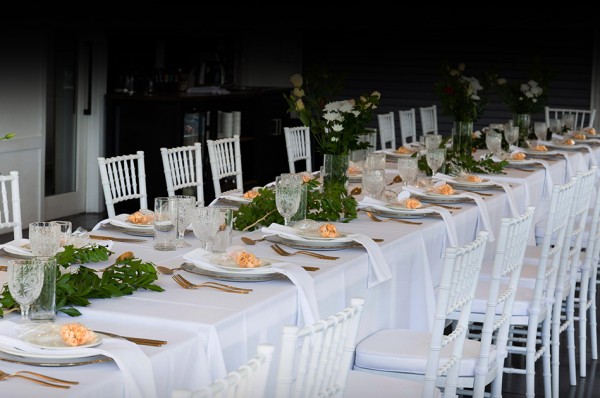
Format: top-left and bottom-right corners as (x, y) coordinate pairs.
(424, 231), (488, 398)
(206, 135), (243, 197)
(544, 106), (596, 130)
(283, 126), (312, 174)
(377, 112), (396, 150)
(97, 151), (148, 218)
(0, 171), (22, 240)
(398, 108), (417, 146)
(359, 127), (378, 152)
(472, 207), (536, 395)
(275, 297), (365, 398)
(419, 105), (438, 135)
(160, 143), (205, 206)
(172, 344), (274, 398)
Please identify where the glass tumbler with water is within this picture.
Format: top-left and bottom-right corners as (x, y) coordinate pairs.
(397, 157), (418, 187)
(534, 122), (548, 141)
(154, 197), (177, 251)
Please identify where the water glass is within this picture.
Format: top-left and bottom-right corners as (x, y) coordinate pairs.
(485, 131), (502, 155)
(276, 173), (303, 226)
(550, 118), (562, 135)
(153, 197), (177, 251)
(29, 258), (57, 322)
(29, 222), (61, 257)
(397, 157), (418, 187)
(170, 195), (196, 248)
(8, 259), (44, 323)
(534, 122), (548, 141)
(212, 207), (234, 253)
(362, 169), (386, 199)
(425, 148), (445, 176)
(562, 114), (575, 131)
(504, 126), (519, 147)
(192, 206), (221, 251)
(364, 152), (386, 170)
(425, 134), (442, 151)
(54, 221), (72, 247)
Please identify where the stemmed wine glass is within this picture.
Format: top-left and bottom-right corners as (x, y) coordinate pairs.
(534, 122), (548, 142)
(192, 206), (221, 251)
(7, 259), (44, 323)
(426, 148), (445, 177)
(504, 126), (519, 148)
(276, 173), (303, 226)
(397, 157), (418, 187)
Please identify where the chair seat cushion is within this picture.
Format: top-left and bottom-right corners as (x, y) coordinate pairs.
(355, 329), (496, 377)
(344, 370), (441, 397)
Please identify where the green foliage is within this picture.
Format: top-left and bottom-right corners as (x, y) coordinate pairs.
(233, 179), (357, 231)
(0, 245), (164, 318)
(445, 152), (508, 175)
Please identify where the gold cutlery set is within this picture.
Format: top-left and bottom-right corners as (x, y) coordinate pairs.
(0, 369), (78, 389)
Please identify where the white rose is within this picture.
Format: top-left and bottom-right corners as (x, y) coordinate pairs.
(292, 87), (305, 98)
(331, 124), (343, 132)
(338, 101), (354, 113)
(290, 74), (303, 88)
(471, 94), (480, 100)
(371, 91), (381, 98)
(531, 86), (543, 96)
(295, 98), (305, 111)
(323, 111), (339, 121)
(324, 101), (343, 112)
(458, 63), (466, 71)
(525, 91), (534, 98)
(520, 84), (529, 93)
(528, 80), (538, 87)
(351, 110), (360, 117)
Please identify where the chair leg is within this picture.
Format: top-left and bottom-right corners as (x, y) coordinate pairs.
(525, 323), (538, 398)
(591, 274), (598, 361)
(579, 273), (590, 378)
(542, 318), (552, 398)
(566, 292), (577, 386)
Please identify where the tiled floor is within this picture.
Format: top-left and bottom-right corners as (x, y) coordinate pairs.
(1, 212), (600, 395)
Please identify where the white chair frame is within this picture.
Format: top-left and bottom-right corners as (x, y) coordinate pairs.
(0, 171), (22, 240)
(172, 344), (274, 398)
(545, 106), (596, 130)
(398, 108), (417, 146)
(419, 105), (438, 136)
(97, 151), (148, 218)
(377, 112), (396, 150)
(206, 135), (243, 197)
(161, 143), (205, 206)
(283, 126), (312, 174)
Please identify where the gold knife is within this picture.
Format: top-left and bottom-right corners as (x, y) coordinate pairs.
(89, 235), (147, 243)
(0, 265), (6, 272)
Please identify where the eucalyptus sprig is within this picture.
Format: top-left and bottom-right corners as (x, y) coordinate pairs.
(0, 245), (164, 317)
(233, 178), (358, 231)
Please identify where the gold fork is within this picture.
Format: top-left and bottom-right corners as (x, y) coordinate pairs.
(366, 211), (423, 225)
(172, 274), (252, 294)
(460, 189), (493, 197)
(0, 370), (75, 389)
(270, 244), (339, 260)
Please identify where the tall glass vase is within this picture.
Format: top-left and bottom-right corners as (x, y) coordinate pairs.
(452, 121), (473, 155)
(513, 114), (531, 146)
(322, 153), (349, 195)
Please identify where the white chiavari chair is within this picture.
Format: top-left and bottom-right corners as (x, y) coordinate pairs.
(171, 344), (274, 398)
(359, 127), (378, 151)
(398, 108), (417, 147)
(377, 112), (396, 150)
(161, 143), (205, 206)
(419, 105), (438, 136)
(283, 126), (312, 174)
(353, 232), (489, 398)
(206, 135), (243, 197)
(0, 171), (22, 240)
(97, 151), (148, 218)
(545, 106), (596, 130)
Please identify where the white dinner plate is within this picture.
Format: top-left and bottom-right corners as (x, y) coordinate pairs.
(266, 235), (360, 251)
(413, 192), (473, 204)
(203, 253), (273, 271)
(543, 142), (586, 151)
(22, 325), (103, 350)
(181, 262), (285, 282)
(444, 178), (497, 190)
(296, 230), (350, 241)
(382, 149), (416, 159)
(0, 351), (111, 367)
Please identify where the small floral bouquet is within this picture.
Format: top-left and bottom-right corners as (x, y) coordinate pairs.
(434, 63), (486, 123)
(283, 72), (380, 155)
(495, 78), (547, 114)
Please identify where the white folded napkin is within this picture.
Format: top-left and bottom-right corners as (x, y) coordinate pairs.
(183, 247), (320, 325)
(0, 321), (157, 398)
(260, 223), (391, 288)
(0, 239), (32, 256)
(402, 184), (495, 242)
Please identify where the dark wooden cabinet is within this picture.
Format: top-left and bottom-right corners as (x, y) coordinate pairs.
(105, 89), (291, 212)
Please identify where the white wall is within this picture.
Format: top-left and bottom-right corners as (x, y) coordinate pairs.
(0, 32), (46, 226)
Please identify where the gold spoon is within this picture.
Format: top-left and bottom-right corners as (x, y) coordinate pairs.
(350, 186), (362, 195)
(240, 236), (267, 245)
(388, 175), (402, 185)
(156, 265), (185, 275)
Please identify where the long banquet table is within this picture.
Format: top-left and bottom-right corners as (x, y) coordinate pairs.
(1, 146), (599, 397)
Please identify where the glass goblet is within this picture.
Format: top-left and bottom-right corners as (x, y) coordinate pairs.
(426, 148), (445, 176)
(275, 174), (303, 226)
(504, 126), (519, 147)
(170, 195), (196, 248)
(29, 222), (61, 258)
(486, 131), (502, 155)
(7, 259), (44, 323)
(192, 206), (221, 251)
(534, 122), (548, 141)
(397, 157), (418, 187)
(425, 134), (442, 151)
(362, 169), (386, 199)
